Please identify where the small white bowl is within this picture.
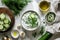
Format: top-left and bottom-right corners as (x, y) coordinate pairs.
(45, 12), (56, 24)
(39, 0), (50, 13)
(11, 30), (19, 38)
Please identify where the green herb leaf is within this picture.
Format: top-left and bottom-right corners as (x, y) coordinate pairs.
(2, 0), (31, 15)
(26, 13), (38, 28)
(39, 26), (45, 35)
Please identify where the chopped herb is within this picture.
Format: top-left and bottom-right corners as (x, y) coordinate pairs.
(26, 13), (38, 28)
(39, 26), (45, 35)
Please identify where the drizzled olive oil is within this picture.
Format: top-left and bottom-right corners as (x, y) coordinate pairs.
(11, 30), (19, 38)
(39, 1), (50, 12)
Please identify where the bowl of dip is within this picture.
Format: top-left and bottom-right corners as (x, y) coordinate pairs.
(20, 10), (41, 31)
(45, 12), (56, 24)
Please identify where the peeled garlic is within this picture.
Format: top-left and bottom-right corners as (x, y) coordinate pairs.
(4, 37), (7, 40)
(8, 38), (11, 40)
(20, 31), (25, 38)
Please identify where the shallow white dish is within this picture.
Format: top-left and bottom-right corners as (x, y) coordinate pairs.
(11, 30), (19, 38)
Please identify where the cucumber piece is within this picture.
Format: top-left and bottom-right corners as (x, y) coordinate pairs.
(0, 13), (6, 20)
(46, 12), (56, 22)
(30, 14), (35, 18)
(0, 25), (3, 30)
(4, 24), (9, 28)
(38, 32), (53, 40)
(2, 27), (6, 31)
(0, 21), (4, 25)
(8, 21), (11, 24)
(4, 18), (10, 24)
(47, 14), (54, 22)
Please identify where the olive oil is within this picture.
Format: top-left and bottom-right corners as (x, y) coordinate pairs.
(11, 30), (19, 38)
(13, 31), (18, 36)
(39, 1), (50, 11)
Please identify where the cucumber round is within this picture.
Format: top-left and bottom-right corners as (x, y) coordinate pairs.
(46, 12), (56, 22)
(0, 13), (11, 31)
(0, 25), (3, 30)
(47, 14), (54, 22)
(4, 18), (10, 24)
(0, 13), (6, 20)
(4, 24), (9, 28)
(0, 21), (4, 25)
(2, 27), (6, 31)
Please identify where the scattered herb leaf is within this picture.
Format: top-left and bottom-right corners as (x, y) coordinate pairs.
(26, 13), (38, 28)
(39, 26), (45, 35)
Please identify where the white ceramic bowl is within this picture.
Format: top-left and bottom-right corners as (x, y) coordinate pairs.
(11, 30), (19, 38)
(45, 12), (56, 24)
(39, 0), (50, 12)
(20, 10), (41, 31)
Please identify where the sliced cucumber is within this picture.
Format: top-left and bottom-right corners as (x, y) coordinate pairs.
(0, 25), (3, 30)
(2, 27), (6, 31)
(8, 20), (11, 24)
(4, 24), (9, 28)
(30, 14), (35, 18)
(47, 14), (54, 22)
(0, 21), (4, 25)
(4, 18), (10, 24)
(46, 12), (56, 22)
(0, 13), (11, 31)
(0, 13), (6, 20)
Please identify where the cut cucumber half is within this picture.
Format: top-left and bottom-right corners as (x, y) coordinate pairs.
(4, 18), (10, 24)
(4, 24), (9, 28)
(0, 13), (6, 20)
(46, 12), (56, 22)
(0, 21), (4, 25)
(47, 14), (54, 22)
(0, 25), (3, 30)
(0, 13), (11, 31)
(30, 14), (35, 18)
(2, 27), (6, 31)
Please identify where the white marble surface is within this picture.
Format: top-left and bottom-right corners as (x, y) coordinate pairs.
(0, 0), (60, 40)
